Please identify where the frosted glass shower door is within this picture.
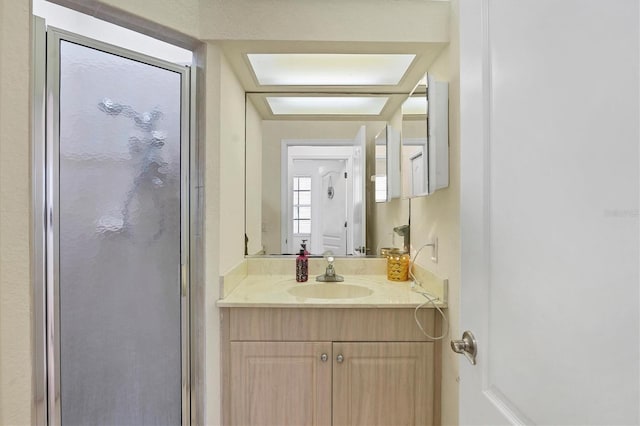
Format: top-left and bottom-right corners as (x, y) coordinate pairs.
(47, 30), (189, 426)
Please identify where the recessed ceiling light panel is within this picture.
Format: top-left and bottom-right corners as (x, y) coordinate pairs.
(248, 53), (415, 86)
(266, 96), (388, 115)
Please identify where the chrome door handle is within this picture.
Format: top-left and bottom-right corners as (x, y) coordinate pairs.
(320, 353), (328, 362)
(451, 330), (477, 365)
(336, 354), (344, 363)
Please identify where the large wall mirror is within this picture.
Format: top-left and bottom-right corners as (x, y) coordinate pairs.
(245, 95), (397, 256)
(228, 42), (448, 257)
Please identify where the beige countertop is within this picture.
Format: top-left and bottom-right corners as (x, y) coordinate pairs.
(217, 274), (446, 308)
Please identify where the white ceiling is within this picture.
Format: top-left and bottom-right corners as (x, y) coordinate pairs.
(220, 41), (447, 120)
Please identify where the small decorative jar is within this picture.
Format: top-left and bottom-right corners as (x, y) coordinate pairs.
(386, 249), (410, 281)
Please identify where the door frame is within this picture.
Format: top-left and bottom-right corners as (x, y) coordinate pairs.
(32, 15), (48, 426)
(33, 23), (195, 425)
(280, 139), (355, 254)
(289, 158), (350, 255)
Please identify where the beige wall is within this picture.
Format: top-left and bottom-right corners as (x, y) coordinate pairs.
(198, 0), (449, 43)
(369, 9), (460, 425)
(201, 43), (247, 424)
(218, 52), (246, 275)
(260, 120), (386, 254)
(411, 11), (460, 425)
(201, 43), (222, 426)
(53, 0), (449, 46)
(0, 0), (32, 424)
(103, 0), (200, 37)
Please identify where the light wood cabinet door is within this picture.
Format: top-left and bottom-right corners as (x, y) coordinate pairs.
(332, 342), (434, 426)
(230, 341), (332, 426)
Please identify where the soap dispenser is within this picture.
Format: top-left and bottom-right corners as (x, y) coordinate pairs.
(296, 244), (308, 282)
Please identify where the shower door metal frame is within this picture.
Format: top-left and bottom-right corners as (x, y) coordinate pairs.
(33, 15), (48, 426)
(40, 26), (192, 426)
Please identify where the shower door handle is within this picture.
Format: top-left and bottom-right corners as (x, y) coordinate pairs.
(181, 263), (188, 297)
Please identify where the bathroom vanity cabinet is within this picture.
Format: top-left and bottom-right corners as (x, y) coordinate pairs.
(222, 307), (441, 426)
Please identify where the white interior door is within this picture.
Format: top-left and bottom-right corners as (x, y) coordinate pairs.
(320, 162), (348, 255)
(410, 152), (424, 196)
(459, 1), (639, 424)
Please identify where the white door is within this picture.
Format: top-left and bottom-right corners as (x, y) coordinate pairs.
(320, 162), (348, 254)
(459, 1), (639, 424)
(410, 152), (424, 196)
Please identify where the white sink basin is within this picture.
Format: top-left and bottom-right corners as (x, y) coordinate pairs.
(287, 283), (373, 299)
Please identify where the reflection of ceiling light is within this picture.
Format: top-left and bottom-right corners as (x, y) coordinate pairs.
(248, 54), (415, 86)
(402, 96), (427, 115)
(266, 97), (388, 115)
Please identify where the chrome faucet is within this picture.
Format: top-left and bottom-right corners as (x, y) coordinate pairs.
(316, 255), (344, 282)
(393, 224), (410, 252)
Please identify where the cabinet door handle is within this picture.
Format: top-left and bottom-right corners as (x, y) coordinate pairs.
(336, 354), (344, 363)
(320, 353), (328, 362)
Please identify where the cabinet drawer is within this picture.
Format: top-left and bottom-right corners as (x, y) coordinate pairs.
(228, 308), (437, 341)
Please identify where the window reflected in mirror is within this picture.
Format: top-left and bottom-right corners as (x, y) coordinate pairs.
(292, 176), (312, 235)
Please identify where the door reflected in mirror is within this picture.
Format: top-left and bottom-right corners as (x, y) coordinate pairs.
(375, 124), (401, 202)
(285, 146), (352, 255)
(402, 93), (428, 198)
(374, 142), (387, 202)
(401, 74), (449, 198)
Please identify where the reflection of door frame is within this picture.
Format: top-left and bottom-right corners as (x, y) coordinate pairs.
(281, 140), (354, 254)
(34, 24), (194, 426)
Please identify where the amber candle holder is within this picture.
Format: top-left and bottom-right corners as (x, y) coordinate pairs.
(386, 249), (410, 281)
